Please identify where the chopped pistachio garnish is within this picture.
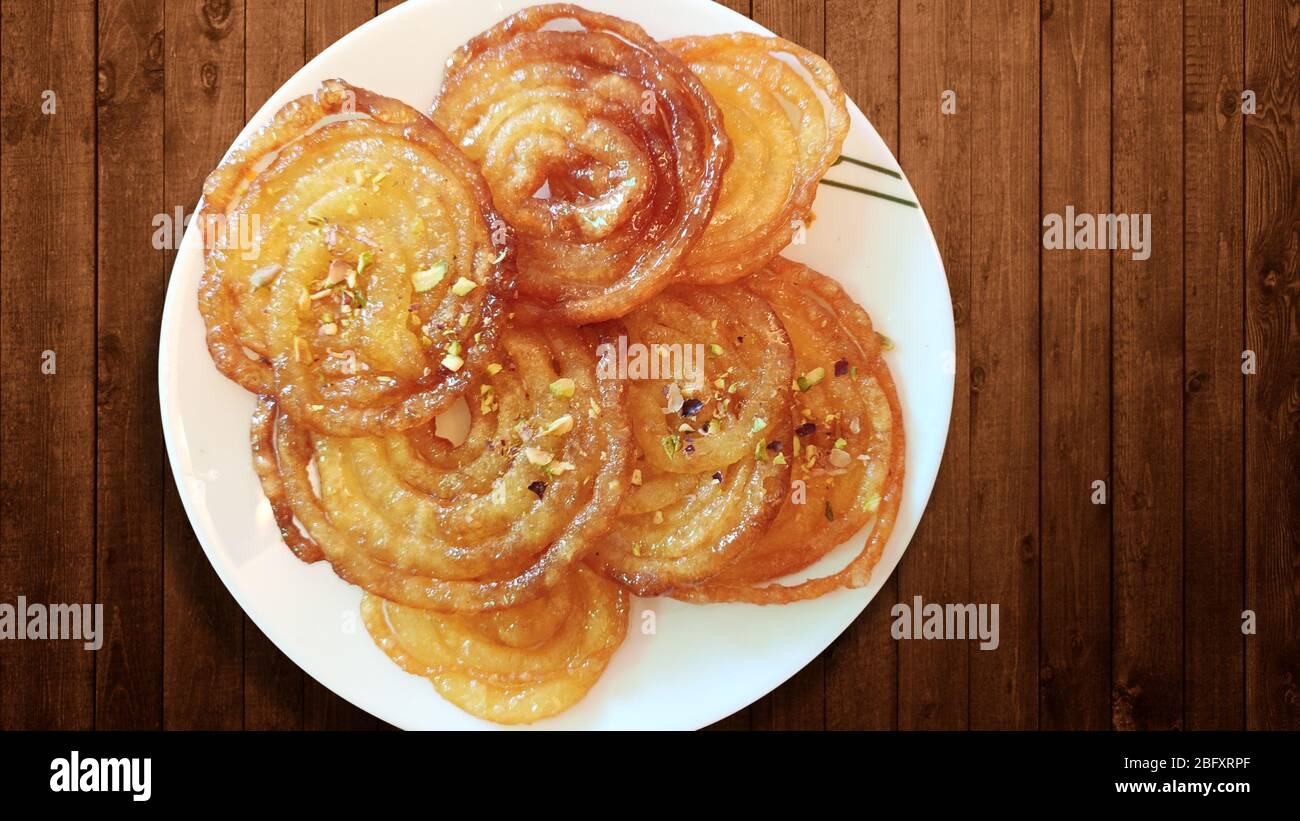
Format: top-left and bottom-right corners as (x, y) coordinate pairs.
(754, 441), (766, 461)
(486, 363), (503, 376)
(773, 453), (788, 466)
(862, 493), (882, 513)
(796, 366), (826, 392)
(549, 377), (576, 400)
(661, 434), (680, 459)
(877, 332), (895, 351)
(370, 170), (388, 190)
(450, 276), (478, 296)
(708, 343), (724, 356)
(587, 397), (601, 418)
(356, 251), (373, 275)
(441, 353), (464, 371)
(834, 437), (848, 449)
(547, 461), (576, 476)
(524, 446), (553, 466)
(308, 404), (325, 412)
(713, 377), (726, 390)
(249, 263), (282, 289)
(446, 340), (462, 357)
(412, 260), (447, 292)
(630, 468), (643, 486)
(541, 414), (574, 437)
(751, 417), (767, 434)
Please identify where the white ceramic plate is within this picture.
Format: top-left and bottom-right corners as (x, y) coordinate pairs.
(159, 0), (953, 730)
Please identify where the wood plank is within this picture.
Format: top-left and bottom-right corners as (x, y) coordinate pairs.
(0, 0), (98, 731)
(714, 0), (752, 16)
(823, 0), (900, 731)
(302, 0), (383, 730)
(95, 0), (166, 730)
(162, 0), (247, 730)
(1110, 0), (1184, 730)
(967, 0), (1039, 730)
(306, 0), (374, 59)
(749, 0), (827, 730)
(1039, 0), (1112, 731)
(897, 0), (972, 730)
(1244, 0), (1300, 731)
(1183, 0), (1245, 730)
(242, 0), (307, 732)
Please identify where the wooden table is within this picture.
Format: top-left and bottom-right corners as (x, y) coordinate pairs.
(0, 0), (1295, 731)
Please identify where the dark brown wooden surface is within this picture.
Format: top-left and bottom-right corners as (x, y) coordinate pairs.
(0, 0), (1295, 731)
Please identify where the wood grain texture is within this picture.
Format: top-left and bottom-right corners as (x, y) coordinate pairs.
(1039, 0), (1112, 731)
(161, 0), (247, 730)
(1183, 0), (1245, 731)
(823, 0), (900, 732)
(95, 0), (166, 730)
(1244, 0), (1300, 731)
(1111, 0), (1185, 731)
(0, 0), (98, 731)
(967, 0), (1039, 730)
(897, 0), (972, 730)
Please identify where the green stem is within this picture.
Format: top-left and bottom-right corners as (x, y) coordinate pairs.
(832, 154), (903, 179)
(817, 178), (919, 208)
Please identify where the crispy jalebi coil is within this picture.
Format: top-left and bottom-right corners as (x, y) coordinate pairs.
(362, 565), (627, 724)
(676, 258), (905, 604)
(666, 33), (848, 284)
(433, 4), (730, 323)
(265, 324), (632, 612)
(200, 79), (512, 435)
(589, 286), (793, 595)
(251, 398), (321, 564)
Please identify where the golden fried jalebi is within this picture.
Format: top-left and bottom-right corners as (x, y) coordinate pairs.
(258, 324), (633, 612)
(589, 286), (793, 595)
(676, 258), (905, 604)
(362, 566), (627, 724)
(203, 6), (915, 726)
(200, 79), (512, 436)
(667, 34), (848, 284)
(432, 3), (730, 323)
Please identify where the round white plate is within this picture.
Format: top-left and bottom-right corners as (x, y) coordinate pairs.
(159, 0), (953, 730)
